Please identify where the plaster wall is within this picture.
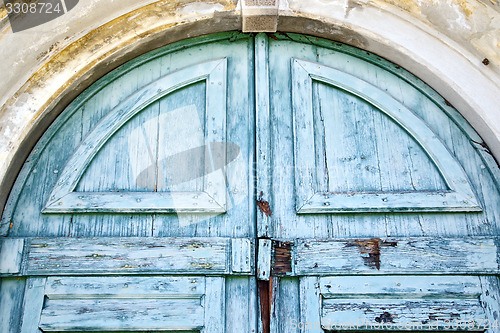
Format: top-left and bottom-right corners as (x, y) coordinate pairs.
(0, 0), (499, 213)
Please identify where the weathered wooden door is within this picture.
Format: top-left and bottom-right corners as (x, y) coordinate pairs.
(0, 32), (258, 332)
(254, 34), (500, 333)
(1, 32), (500, 333)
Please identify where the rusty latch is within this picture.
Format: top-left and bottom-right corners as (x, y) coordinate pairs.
(257, 238), (293, 281)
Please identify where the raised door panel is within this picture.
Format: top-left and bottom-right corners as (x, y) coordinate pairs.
(1, 33), (255, 239)
(300, 276), (489, 332)
(263, 34), (500, 240)
(292, 58), (479, 213)
(20, 276), (225, 333)
(260, 34), (500, 333)
(43, 59), (228, 214)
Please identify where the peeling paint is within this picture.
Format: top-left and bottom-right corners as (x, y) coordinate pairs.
(257, 191), (272, 217)
(271, 241), (292, 275)
(375, 311), (395, 323)
(346, 238), (397, 270)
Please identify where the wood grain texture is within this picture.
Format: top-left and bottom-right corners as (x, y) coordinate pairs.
(299, 277), (322, 333)
(255, 33), (272, 238)
(0, 278), (26, 333)
(321, 299), (486, 331)
(294, 237), (499, 275)
(292, 58), (481, 213)
(25, 237), (253, 276)
(20, 277), (46, 333)
(0, 238), (23, 274)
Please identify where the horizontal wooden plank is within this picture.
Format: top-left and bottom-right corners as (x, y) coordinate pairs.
(321, 299), (487, 331)
(319, 276), (482, 299)
(42, 191), (225, 214)
(0, 238), (24, 274)
(40, 298), (204, 331)
(45, 276), (205, 299)
(293, 237), (499, 275)
(24, 237), (253, 276)
(298, 191), (482, 213)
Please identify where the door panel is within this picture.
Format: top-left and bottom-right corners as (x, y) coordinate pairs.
(259, 33), (500, 333)
(1, 32), (257, 333)
(262, 34), (499, 240)
(38, 277), (222, 332)
(44, 59), (228, 214)
(292, 58), (479, 213)
(2, 33), (255, 239)
(1, 32), (500, 333)
(300, 276), (487, 332)
(19, 276), (224, 333)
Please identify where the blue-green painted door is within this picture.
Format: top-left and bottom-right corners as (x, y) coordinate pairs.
(1, 32), (500, 333)
(0, 32), (258, 333)
(255, 33), (500, 333)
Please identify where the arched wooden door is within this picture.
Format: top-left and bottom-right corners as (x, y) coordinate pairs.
(1, 32), (500, 333)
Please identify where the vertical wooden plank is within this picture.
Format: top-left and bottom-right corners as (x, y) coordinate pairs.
(8, 115), (77, 237)
(0, 238), (24, 274)
(20, 277), (46, 333)
(480, 276), (500, 333)
(225, 277), (258, 332)
(249, 276), (259, 333)
(222, 34), (256, 239)
(269, 277), (280, 333)
(0, 278), (26, 333)
(299, 277), (322, 333)
(232, 238), (252, 273)
(255, 33), (272, 238)
(204, 59), (228, 210)
(258, 238), (272, 280)
(267, 38), (297, 239)
(203, 276), (225, 333)
(290, 41), (329, 238)
(270, 277), (300, 333)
